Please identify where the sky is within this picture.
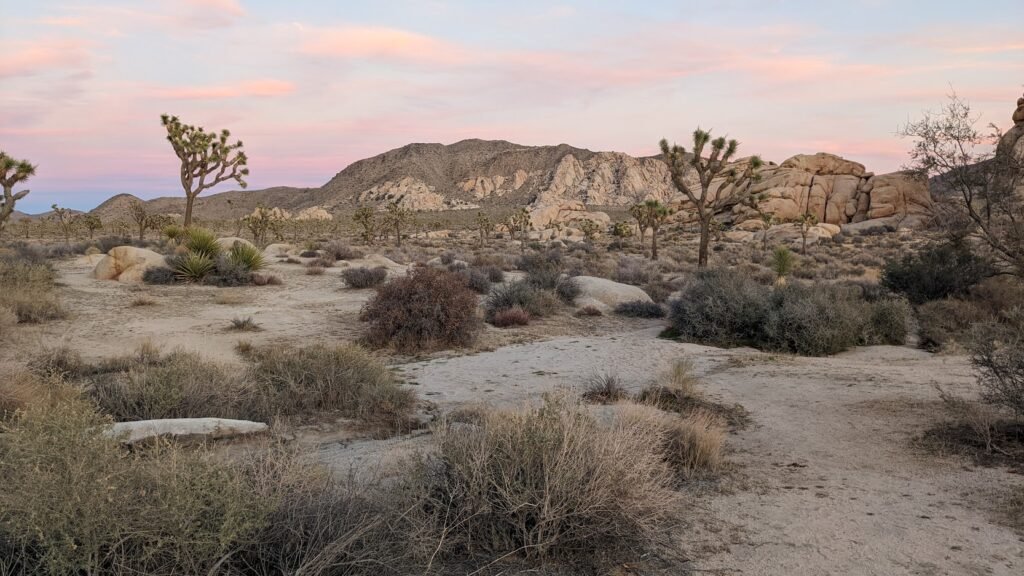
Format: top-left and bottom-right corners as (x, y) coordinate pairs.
(2, 0), (1023, 212)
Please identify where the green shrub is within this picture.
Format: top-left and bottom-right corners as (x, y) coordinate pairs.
(771, 246), (796, 280)
(762, 283), (871, 356)
(342, 266), (388, 289)
(917, 298), (988, 351)
(614, 300), (666, 318)
(485, 280), (560, 322)
(172, 252), (215, 282)
(865, 297), (912, 345)
(881, 241), (992, 304)
(183, 227), (221, 258)
(668, 268), (770, 347)
(968, 312), (1024, 417)
(142, 266), (178, 285)
(324, 241), (364, 261)
(227, 241), (266, 271)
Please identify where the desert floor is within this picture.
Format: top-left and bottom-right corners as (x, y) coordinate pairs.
(7, 256), (1023, 576)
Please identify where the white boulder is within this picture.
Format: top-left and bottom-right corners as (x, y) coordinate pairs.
(107, 418), (269, 444)
(92, 246), (167, 283)
(572, 276), (653, 311)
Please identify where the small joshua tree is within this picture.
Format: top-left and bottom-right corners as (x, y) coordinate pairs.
(50, 204), (75, 244)
(506, 208), (531, 252)
(160, 114), (249, 228)
(383, 202), (415, 247)
(771, 245), (795, 285)
(629, 202), (650, 244)
(127, 199), (151, 241)
(797, 212), (818, 254)
(0, 152), (35, 239)
(630, 199), (671, 260)
(475, 211), (493, 246)
(77, 213), (103, 239)
(353, 205), (377, 245)
(578, 219), (600, 242)
(661, 129), (763, 268)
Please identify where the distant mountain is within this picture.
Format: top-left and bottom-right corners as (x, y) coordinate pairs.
(88, 139), (679, 221)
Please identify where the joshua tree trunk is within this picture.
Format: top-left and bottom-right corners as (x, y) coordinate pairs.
(183, 194), (196, 228)
(650, 227), (660, 261)
(697, 215), (712, 268)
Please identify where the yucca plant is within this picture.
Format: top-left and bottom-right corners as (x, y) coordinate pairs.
(162, 224), (185, 244)
(173, 252), (215, 282)
(184, 227), (221, 259)
(771, 246), (795, 285)
(227, 242), (266, 272)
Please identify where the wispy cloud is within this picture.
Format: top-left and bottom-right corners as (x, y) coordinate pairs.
(150, 79), (296, 100)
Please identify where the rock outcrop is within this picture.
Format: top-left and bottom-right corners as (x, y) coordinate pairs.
(358, 177), (479, 211)
(293, 206), (333, 220)
(215, 237), (257, 251)
(92, 246), (166, 283)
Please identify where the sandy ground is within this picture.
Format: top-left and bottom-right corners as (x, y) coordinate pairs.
(8, 259), (1024, 575)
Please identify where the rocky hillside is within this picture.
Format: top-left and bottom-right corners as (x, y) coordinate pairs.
(86, 138), (933, 228)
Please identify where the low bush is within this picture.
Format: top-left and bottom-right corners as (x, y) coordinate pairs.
(642, 279), (675, 303)
(227, 242), (266, 272)
(0, 259), (66, 323)
(613, 256), (658, 285)
(617, 403), (725, 480)
(581, 373), (628, 403)
(968, 313), (1024, 417)
(480, 265), (505, 283)
(305, 265), (325, 275)
(229, 316), (261, 331)
(491, 306), (530, 327)
(324, 241), (364, 261)
(415, 396), (681, 567)
(202, 257), (254, 287)
(142, 266), (178, 285)
(575, 305), (603, 317)
(614, 299), (666, 318)
(342, 266), (388, 289)
(881, 240), (992, 304)
(183, 227), (221, 259)
(554, 276), (581, 304)
(918, 298), (988, 351)
(361, 267), (480, 352)
(171, 252), (216, 282)
(667, 268), (770, 348)
(458, 267), (493, 294)
(485, 280), (560, 322)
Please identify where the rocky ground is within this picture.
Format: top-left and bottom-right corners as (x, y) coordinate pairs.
(5, 257), (1022, 575)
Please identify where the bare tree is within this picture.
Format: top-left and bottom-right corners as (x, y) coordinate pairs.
(901, 93), (1024, 275)
(660, 129), (763, 268)
(0, 152), (34, 239)
(161, 114), (249, 228)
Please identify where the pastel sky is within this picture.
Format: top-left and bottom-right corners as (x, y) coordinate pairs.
(2, 0), (1023, 212)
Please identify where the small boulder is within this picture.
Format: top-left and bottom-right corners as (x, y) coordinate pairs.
(216, 237), (257, 251)
(92, 246), (166, 283)
(263, 243), (295, 257)
(107, 418), (269, 445)
(572, 276), (653, 310)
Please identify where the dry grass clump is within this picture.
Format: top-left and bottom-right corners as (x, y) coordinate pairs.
(361, 267), (480, 353)
(581, 372), (628, 404)
(213, 288), (252, 305)
(0, 306), (17, 339)
(636, 358), (749, 430)
(0, 258), (66, 323)
(341, 266), (388, 288)
(228, 316), (261, 331)
(0, 371), (51, 420)
(129, 294), (156, 307)
(575, 304), (603, 317)
(305, 264), (325, 275)
(490, 305), (531, 328)
(412, 396), (682, 568)
(616, 403), (726, 480)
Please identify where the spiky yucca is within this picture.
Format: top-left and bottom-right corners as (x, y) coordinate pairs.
(173, 252), (215, 282)
(227, 242), (266, 272)
(184, 228), (221, 259)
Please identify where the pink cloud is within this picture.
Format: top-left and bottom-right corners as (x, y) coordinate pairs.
(152, 79), (296, 100)
(297, 25), (469, 65)
(0, 38), (91, 78)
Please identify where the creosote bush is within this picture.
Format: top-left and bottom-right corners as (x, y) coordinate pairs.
(881, 240), (992, 304)
(668, 268), (909, 356)
(485, 280), (560, 323)
(342, 266), (388, 289)
(615, 299), (666, 318)
(361, 266), (480, 353)
(491, 305), (530, 328)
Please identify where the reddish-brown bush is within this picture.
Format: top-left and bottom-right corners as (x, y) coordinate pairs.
(491, 306), (531, 328)
(361, 267), (480, 352)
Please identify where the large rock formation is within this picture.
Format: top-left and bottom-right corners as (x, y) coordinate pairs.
(92, 246), (167, 283)
(997, 92), (1024, 193)
(357, 177), (479, 211)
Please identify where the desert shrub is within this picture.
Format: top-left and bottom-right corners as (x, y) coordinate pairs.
(491, 306), (530, 327)
(229, 316), (261, 331)
(575, 305), (603, 317)
(306, 257), (334, 269)
(361, 267), (480, 352)
(554, 275), (581, 304)
(524, 265), (563, 290)
(881, 240), (992, 304)
(969, 276), (1024, 317)
(613, 256), (658, 285)
(614, 299), (666, 318)
(129, 294), (156, 307)
(88, 350), (250, 421)
(413, 396), (680, 567)
(342, 266), (388, 289)
(324, 241), (364, 261)
(252, 273), (283, 286)
(227, 241), (266, 271)
(642, 279), (675, 303)
(299, 250), (319, 258)
(762, 283), (872, 356)
(0, 372), (49, 420)
(865, 297), (912, 345)
(245, 344), (416, 427)
(668, 268), (770, 347)
(581, 373), (628, 404)
(306, 265), (325, 275)
(516, 248), (562, 274)
(183, 227), (221, 258)
(459, 267), (493, 294)
(771, 245), (796, 280)
(617, 404), (725, 480)
(0, 259), (66, 323)
(480, 265), (505, 283)
(918, 299), (989, 351)
(485, 280), (559, 322)
(203, 257), (254, 287)
(142, 266), (178, 285)
(968, 313), (1024, 417)
(95, 235), (132, 253)
(172, 252), (215, 282)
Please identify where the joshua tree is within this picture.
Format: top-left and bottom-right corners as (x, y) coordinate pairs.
(17, 217), (32, 239)
(0, 152), (35, 239)
(77, 213), (103, 239)
(475, 212), (493, 246)
(660, 129), (763, 268)
(506, 208), (531, 252)
(630, 199), (671, 260)
(382, 202), (414, 247)
(353, 205), (378, 245)
(797, 212), (818, 254)
(160, 114), (249, 228)
(629, 203), (650, 245)
(578, 219), (600, 242)
(50, 204), (75, 244)
(901, 93), (1024, 276)
(128, 199), (151, 241)
(147, 214), (174, 239)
